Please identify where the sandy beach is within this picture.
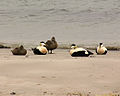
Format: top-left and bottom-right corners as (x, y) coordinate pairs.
(0, 0), (120, 96)
(0, 49), (120, 96)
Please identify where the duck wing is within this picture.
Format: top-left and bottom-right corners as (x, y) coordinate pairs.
(45, 40), (54, 49)
(46, 40), (53, 45)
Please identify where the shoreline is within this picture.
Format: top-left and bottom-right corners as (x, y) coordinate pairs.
(0, 42), (120, 50)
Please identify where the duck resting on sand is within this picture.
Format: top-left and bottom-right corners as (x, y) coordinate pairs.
(32, 42), (48, 55)
(96, 43), (107, 55)
(11, 45), (27, 55)
(45, 36), (58, 54)
(70, 44), (93, 57)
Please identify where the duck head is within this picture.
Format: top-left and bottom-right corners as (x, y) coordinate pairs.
(71, 44), (78, 49)
(20, 45), (24, 49)
(40, 41), (46, 47)
(51, 37), (55, 41)
(99, 43), (103, 47)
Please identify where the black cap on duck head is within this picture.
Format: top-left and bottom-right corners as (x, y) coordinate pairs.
(40, 41), (45, 43)
(40, 41), (46, 46)
(99, 43), (103, 46)
(71, 44), (76, 46)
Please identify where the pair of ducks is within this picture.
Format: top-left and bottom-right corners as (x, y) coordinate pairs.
(32, 37), (58, 55)
(11, 37), (58, 55)
(70, 43), (107, 57)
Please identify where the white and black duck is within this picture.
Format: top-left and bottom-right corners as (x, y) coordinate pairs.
(70, 44), (93, 57)
(96, 43), (107, 55)
(32, 42), (48, 55)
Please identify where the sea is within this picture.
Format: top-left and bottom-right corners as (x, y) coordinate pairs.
(0, 0), (120, 47)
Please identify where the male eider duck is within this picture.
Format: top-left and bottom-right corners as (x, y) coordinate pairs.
(45, 36), (58, 54)
(11, 45), (27, 55)
(96, 43), (107, 55)
(32, 42), (48, 55)
(70, 44), (93, 57)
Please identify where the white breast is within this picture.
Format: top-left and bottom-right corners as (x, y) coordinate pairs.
(37, 46), (48, 54)
(97, 46), (107, 54)
(70, 48), (88, 55)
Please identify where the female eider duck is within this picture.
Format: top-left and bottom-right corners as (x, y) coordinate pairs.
(45, 36), (58, 54)
(70, 44), (93, 57)
(96, 43), (107, 55)
(32, 42), (48, 55)
(11, 45), (27, 55)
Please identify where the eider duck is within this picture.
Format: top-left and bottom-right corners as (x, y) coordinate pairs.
(11, 45), (27, 55)
(70, 44), (93, 57)
(45, 36), (58, 54)
(32, 42), (48, 55)
(96, 43), (107, 55)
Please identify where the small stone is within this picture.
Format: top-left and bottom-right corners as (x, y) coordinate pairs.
(90, 56), (95, 57)
(37, 84), (41, 85)
(25, 55), (29, 58)
(10, 92), (16, 95)
(50, 93), (53, 95)
(41, 76), (46, 78)
(43, 91), (47, 94)
(51, 76), (56, 78)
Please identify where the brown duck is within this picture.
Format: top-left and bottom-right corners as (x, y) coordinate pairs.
(45, 37), (58, 54)
(11, 45), (27, 55)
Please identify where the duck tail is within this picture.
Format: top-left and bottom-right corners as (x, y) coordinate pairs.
(31, 48), (34, 51)
(87, 50), (94, 55)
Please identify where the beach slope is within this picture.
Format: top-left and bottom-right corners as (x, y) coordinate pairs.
(0, 49), (120, 96)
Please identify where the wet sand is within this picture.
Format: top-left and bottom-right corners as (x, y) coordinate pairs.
(0, 49), (120, 96)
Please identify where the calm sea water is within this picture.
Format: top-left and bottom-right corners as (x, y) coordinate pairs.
(0, 0), (120, 46)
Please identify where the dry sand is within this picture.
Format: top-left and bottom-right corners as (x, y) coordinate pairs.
(0, 49), (120, 96)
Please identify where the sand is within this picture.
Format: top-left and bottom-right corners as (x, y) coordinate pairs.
(0, 49), (120, 96)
